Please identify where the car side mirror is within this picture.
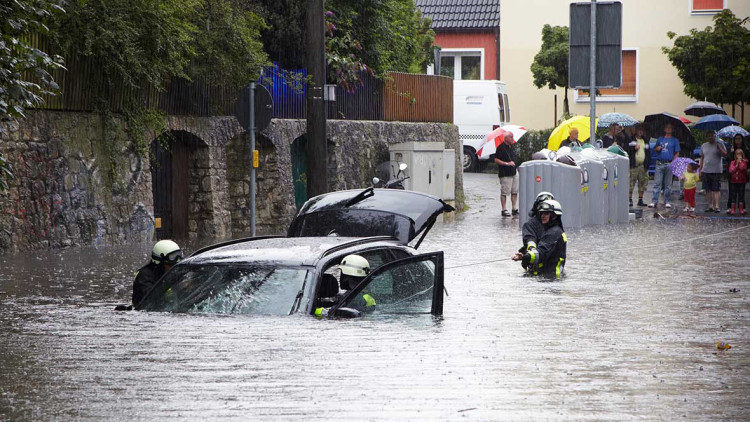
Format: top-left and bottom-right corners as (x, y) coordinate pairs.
(328, 307), (361, 319)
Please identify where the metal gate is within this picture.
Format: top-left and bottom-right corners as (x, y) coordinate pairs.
(151, 133), (190, 239)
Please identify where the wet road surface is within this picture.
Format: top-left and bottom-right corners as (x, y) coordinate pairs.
(1, 173), (749, 420)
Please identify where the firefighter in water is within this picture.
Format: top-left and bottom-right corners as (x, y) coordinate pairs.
(517, 191), (555, 255)
(338, 254), (377, 311)
(512, 199), (567, 278)
(132, 240), (183, 306)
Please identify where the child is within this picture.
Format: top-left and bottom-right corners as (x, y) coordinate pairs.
(728, 149), (748, 215)
(681, 162), (700, 214)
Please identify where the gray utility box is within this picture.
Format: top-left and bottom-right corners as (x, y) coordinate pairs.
(389, 142), (455, 201)
(593, 149), (630, 224)
(518, 160), (587, 229)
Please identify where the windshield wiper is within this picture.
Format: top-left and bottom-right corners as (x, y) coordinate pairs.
(288, 272), (310, 315)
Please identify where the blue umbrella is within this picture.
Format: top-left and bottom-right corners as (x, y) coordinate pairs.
(716, 125), (749, 139)
(597, 112), (639, 128)
(694, 114), (740, 131)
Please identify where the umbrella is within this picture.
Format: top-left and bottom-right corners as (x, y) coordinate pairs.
(597, 112), (639, 129)
(548, 116), (598, 151)
(679, 116), (692, 124)
(717, 125), (750, 139)
(684, 101), (726, 117)
(643, 112), (696, 150)
(669, 157), (698, 178)
(694, 114), (740, 131)
(476, 125), (528, 158)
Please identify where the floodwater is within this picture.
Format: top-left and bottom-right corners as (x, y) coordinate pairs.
(1, 173), (749, 421)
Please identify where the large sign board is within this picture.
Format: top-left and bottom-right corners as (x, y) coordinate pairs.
(568, 1), (622, 89)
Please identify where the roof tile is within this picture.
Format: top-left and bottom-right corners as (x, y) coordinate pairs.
(416, 0), (500, 30)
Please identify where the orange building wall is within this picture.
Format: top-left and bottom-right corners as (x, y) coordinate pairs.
(434, 31), (499, 80)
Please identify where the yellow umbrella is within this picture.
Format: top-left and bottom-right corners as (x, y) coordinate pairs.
(547, 116), (598, 150)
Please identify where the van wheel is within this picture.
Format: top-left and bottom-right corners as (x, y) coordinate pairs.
(463, 147), (478, 172)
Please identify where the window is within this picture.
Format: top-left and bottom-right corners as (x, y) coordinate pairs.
(428, 49), (484, 80)
(691, 0), (725, 14)
(575, 49), (637, 103)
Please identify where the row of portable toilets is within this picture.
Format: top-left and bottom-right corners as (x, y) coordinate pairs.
(518, 146), (631, 229)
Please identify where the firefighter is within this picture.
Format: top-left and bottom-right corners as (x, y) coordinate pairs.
(338, 254), (376, 311)
(514, 191), (555, 258)
(132, 240), (183, 306)
(514, 199), (567, 278)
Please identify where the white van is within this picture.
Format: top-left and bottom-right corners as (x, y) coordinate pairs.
(453, 80), (511, 171)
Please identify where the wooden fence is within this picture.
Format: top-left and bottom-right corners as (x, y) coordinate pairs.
(35, 54), (452, 123)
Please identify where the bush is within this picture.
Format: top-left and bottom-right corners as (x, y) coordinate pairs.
(517, 128), (554, 163)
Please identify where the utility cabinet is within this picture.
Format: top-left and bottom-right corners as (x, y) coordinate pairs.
(389, 142), (454, 201)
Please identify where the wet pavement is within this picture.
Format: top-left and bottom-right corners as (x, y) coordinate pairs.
(1, 173), (749, 420)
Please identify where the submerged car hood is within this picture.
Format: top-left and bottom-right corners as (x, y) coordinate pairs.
(287, 188), (454, 245)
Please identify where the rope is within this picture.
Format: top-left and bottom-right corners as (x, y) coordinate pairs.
(444, 223), (750, 270)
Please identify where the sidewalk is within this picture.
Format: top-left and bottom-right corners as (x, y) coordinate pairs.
(631, 178), (750, 218)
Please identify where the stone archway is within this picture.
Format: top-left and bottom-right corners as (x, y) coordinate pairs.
(150, 130), (208, 240)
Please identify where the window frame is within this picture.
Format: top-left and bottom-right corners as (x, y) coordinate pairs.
(689, 0), (726, 15)
(428, 48), (485, 80)
(574, 48), (639, 104)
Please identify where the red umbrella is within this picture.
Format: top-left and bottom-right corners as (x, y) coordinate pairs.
(679, 116), (692, 124)
(477, 125), (527, 158)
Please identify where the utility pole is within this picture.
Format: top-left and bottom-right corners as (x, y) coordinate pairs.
(590, 0), (597, 147)
(305, 0), (327, 198)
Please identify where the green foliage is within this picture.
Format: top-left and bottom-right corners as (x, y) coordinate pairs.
(516, 128), (555, 163)
(0, 0), (65, 125)
(190, 0), (269, 89)
(530, 25), (570, 115)
(663, 10), (750, 106)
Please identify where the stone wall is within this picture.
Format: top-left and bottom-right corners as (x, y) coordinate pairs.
(0, 112), (462, 255)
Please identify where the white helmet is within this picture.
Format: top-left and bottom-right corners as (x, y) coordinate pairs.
(538, 199), (563, 216)
(151, 240), (183, 264)
(530, 191), (555, 217)
(340, 254), (370, 277)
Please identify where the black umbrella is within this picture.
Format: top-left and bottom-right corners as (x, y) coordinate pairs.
(684, 101), (726, 117)
(644, 112), (696, 153)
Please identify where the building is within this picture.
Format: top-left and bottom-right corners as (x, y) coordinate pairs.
(417, 0), (501, 80)
(501, 0), (750, 130)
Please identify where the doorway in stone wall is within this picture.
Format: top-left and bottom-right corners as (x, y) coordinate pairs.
(151, 131), (191, 239)
(291, 136), (307, 210)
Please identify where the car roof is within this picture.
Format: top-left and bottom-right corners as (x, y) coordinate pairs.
(184, 236), (402, 267)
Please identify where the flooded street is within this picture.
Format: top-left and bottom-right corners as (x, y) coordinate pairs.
(2, 173), (749, 420)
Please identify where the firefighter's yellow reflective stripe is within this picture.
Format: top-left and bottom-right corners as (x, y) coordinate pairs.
(315, 307), (324, 317)
(526, 241), (537, 252)
(529, 250), (537, 264)
(562, 233), (567, 242)
(134, 270), (140, 280)
(556, 258), (564, 278)
(362, 293), (376, 307)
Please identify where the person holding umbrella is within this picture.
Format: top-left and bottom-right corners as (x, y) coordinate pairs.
(648, 123), (681, 209)
(491, 132), (520, 217)
(699, 130), (727, 213)
(626, 124), (650, 207)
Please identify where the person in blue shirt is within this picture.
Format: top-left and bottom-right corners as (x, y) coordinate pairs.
(648, 124), (681, 209)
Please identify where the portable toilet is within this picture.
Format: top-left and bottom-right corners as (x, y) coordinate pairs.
(579, 148), (607, 225)
(518, 159), (586, 229)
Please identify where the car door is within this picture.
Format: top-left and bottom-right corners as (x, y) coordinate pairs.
(328, 252), (444, 317)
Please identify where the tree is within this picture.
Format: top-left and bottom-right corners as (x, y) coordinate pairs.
(663, 10), (750, 122)
(530, 25), (570, 117)
(0, 0), (64, 127)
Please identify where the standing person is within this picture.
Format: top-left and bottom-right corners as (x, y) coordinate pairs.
(513, 199), (567, 279)
(648, 123), (681, 209)
(681, 163), (700, 214)
(560, 128), (581, 148)
(728, 149), (748, 215)
(725, 134), (749, 213)
(602, 124), (618, 148)
(132, 240), (183, 306)
(626, 124), (651, 207)
(492, 132), (520, 217)
(699, 130), (727, 213)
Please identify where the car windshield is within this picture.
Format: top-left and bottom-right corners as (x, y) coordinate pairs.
(137, 264), (309, 315)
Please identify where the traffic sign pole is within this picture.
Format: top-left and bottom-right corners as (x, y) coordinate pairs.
(590, 0), (597, 148)
(249, 83), (256, 236)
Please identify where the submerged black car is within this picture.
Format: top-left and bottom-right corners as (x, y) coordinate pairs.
(137, 188), (454, 318)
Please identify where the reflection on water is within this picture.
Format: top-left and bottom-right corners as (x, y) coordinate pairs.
(1, 173), (749, 420)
